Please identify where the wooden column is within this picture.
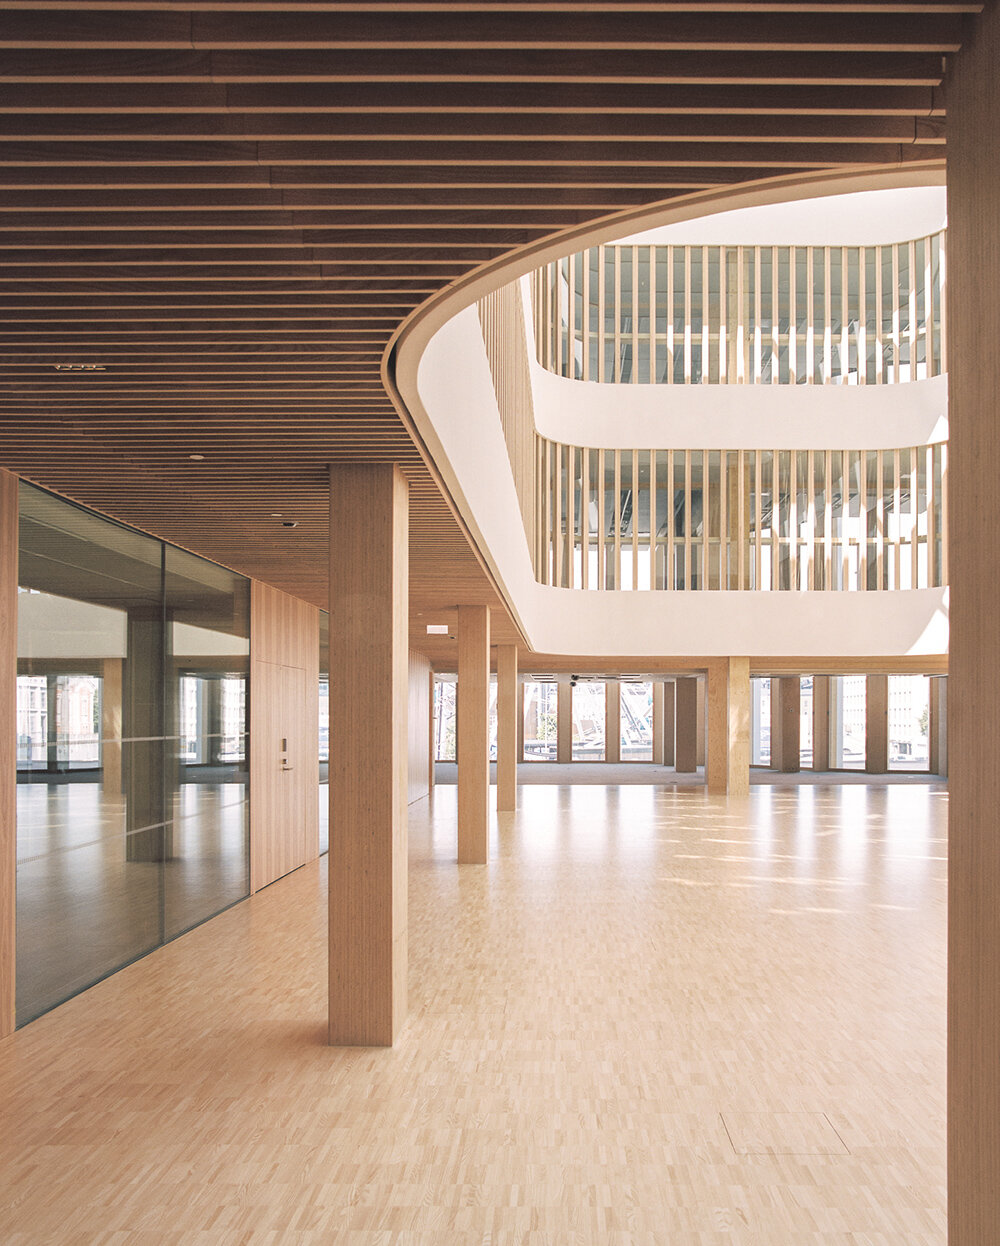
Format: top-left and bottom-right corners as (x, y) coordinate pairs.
(652, 682), (665, 765)
(496, 644), (518, 811)
(696, 677), (706, 767)
(771, 677), (801, 773)
(516, 680), (524, 763)
(929, 676), (948, 778)
(663, 680), (676, 766)
(427, 671), (436, 790)
(604, 680), (621, 764)
(707, 658), (750, 796)
(812, 675), (831, 771)
(675, 676), (698, 773)
(865, 674), (888, 774)
(557, 680), (573, 764)
(100, 657), (123, 795)
(949, 8), (1000, 1228)
(457, 604), (490, 863)
(0, 469), (17, 1039)
(329, 463), (408, 1047)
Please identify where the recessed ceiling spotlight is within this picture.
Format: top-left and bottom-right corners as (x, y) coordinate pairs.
(270, 513), (283, 518)
(53, 362), (106, 371)
(188, 454), (205, 461)
(282, 521), (298, 528)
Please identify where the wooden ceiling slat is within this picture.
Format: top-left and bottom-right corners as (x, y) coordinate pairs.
(0, 0), (957, 649)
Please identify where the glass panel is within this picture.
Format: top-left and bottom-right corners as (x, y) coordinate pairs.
(433, 678), (456, 761)
(620, 682), (654, 761)
(523, 681), (558, 760)
(889, 675), (930, 772)
(163, 543), (250, 941)
(572, 681), (606, 761)
(831, 675), (866, 769)
(751, 677), (771, 765)
(799, 676), (813, 769)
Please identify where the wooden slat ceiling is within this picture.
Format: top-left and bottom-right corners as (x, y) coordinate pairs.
(0, 0), (967, 661)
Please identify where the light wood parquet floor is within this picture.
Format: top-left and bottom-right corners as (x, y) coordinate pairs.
(0, 781), (947, 1244)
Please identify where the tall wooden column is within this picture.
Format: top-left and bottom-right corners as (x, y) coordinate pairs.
(707, 658), (750, 796)
(0, 469), (17, 1039)
(329, 464), (408, 1047)
(652, 682), (665, 765)
(557, 680), (573, 764)
(605, 680), (621, 763)
(865, 674), (888, 774)
(496, 644), (518, 812)
(771, 677), (801, 773)
(812, 675), (831, 771)
(929, 676), (948, 778)
(663, 680), (676, 766)
(457, 604), (490, 863)
(675, 676), (698, 773)
(696, 677), (706, 766)
(100, 658), (123, 794)
(949, 6), (1000, 1233)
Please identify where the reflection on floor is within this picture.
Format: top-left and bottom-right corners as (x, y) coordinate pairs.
(15, 779), (248, 1024)
(434, 760), (944, 786)
(1, 782), (947, 1242)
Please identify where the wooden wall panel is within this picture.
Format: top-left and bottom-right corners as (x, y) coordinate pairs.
(948, 4), (1000, 1234)
(408, 650), (431, 806)
(0, 469), (17, 1040)
(329, 463), (408, 1047)
(249, 579), (319, 893)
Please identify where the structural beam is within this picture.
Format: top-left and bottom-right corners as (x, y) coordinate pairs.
(948, 3), (1000, 1233)
(329, 463), (408, 1047)
(496, 643), (517, 812)
(457, 604), (490, 863)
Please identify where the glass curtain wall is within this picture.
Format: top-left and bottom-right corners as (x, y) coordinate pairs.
(433, 678), (456, 761)
(830, 675), (867, 769)
(571, 681), (605, 761)
(620, 682), (654, 760)
(523, 680), (558, 760)
(888, 674), (930, 771)
(16, 483), (250, 1026)
(751, 677), (772, 765)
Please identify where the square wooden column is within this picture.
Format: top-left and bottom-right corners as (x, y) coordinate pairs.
(329, 464), (408, 1047)
(696, 677), (706, 766)
(604, 680), (621, 764)
(557, 680), (573, 764)
(0, 469), (17, 1039)
(929, 676), (948, 778)
(675, 677), (698, 773)
(457, 604), (490, 863)
(865, 674), (888, 774)
(812, 675), (831, 771)
(707, 658), (750, 796)
(652, 682), (665, 765)
(771, 677), (801, 773)
(663, 680), (676, 766)
(949, 4), (1000, 1233)
(496, 644), (518, 811)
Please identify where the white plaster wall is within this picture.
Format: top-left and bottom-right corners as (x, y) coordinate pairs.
(529, 366), (949, 451)
(408, 307), (949, 659)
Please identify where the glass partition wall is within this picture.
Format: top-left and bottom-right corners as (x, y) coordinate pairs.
(15, 483), (250, 1026)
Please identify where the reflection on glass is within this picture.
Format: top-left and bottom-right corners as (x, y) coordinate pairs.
(620, 682), (653, 761)
(433, 678), (456, 761)
(523, 681), (558, 760)
(571, 682), (605, 761)
(16, 483), (251, 1026)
